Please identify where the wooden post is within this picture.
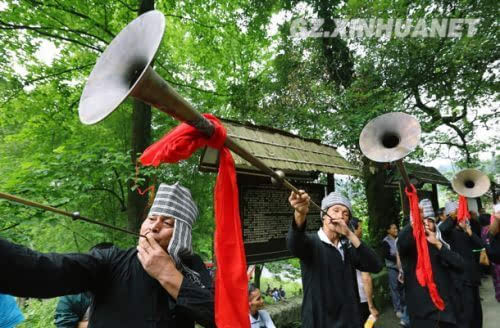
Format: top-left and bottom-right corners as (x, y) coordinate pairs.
(431, 184), (439, 212)
(327, 174), (335, 193)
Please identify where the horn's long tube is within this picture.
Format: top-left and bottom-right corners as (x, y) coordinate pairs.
(396, 160), (412, 188)
(131, 67), (331, 219)
(0, 192), (145, 237)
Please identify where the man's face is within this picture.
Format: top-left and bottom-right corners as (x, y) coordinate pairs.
(470, 211), (478, 220)
(323, 204), (350, 234)
(387, 224), (398, 237)
(449, 209), (457, 220)
(424, 218), (436, 232)
(249, 289), (264, 313)
(324, 204), (350, 222)
(139, 215), (175, 250)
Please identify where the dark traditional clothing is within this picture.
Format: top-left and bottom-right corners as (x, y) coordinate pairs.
(439, 218), (484, 328)
(0, 239), (214, 328)
(55, 292), (92, 327)
(287, 220), (383, 328)
(398, 224), (464, 327)
(488, 233), (500, 264)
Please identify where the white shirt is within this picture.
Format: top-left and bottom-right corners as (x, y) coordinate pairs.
(249, 310), (276, 328)
(318, 228), (344, 261)
(356, 269), (367, 303)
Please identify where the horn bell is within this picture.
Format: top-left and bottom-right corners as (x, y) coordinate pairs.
(452, 169), (491, 198)
(359, 112), (421, 163)
(79, 10), (165, 125)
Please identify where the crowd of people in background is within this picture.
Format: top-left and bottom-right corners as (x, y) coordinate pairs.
(287, 189), (500, 328)
(264, 285), (286, 302)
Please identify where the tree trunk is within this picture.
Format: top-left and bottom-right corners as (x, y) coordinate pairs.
(363, 158), (401, 247)
(254, 264), (263, 289)
(127, 0), (154, 232)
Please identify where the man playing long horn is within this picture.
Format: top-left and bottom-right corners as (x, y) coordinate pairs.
(398, 199), (464, 327)
(0, 182), (215, 328)
(439, 200), (485, 328)
(287, 190), (383, 328)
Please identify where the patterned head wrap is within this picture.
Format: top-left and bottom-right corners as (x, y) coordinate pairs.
(419, 199), (435, 219)
(445, 201), (458, 216)
(148, 182), (204, 286)
(419, 198), (450, 249)
(321, 192), (353, 218)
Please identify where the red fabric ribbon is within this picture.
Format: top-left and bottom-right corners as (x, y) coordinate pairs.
(457, 195), (470, 223)
(405, 184), (445, 311)
(140, 114), (249, 328)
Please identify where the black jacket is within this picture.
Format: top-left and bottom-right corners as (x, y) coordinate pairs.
(287, 220), (383, 328)
(397, 224), (464, 324)
(487, 233), (500, 264)
(380, 239), (397, 266)
(439, 218), (485, 286)
(0, 238), (214, 328)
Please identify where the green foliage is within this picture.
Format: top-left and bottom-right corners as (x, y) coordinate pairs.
(17, 298), (58, 328)
(264, 258), (302, 282)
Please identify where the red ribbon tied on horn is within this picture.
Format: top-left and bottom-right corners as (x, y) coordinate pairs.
(457, 195), (470, 224)
(140, 114), (250, 328)
(405, 184), (445, 311)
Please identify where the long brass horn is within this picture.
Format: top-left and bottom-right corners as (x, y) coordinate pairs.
(359, 112), (421, 187)
(78, 11), (330, 219)
(452, 169), (491, 198)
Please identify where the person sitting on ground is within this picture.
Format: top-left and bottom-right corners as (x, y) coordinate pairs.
(271, 288), (280, 302)
(248, 283), (276, 328)
(278, 286), (285, 300)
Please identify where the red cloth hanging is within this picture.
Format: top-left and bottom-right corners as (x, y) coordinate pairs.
(140, 114), (249, 328)
(405, 185), (445, 311)
(457, 195), (470, 223)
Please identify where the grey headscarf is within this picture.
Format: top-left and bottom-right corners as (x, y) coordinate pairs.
(419, 199), (435, 219)
(419, 199), (450, 249)
(320, 192), (353, 218)
(148, 182), (204, 286)
(445, 201), (458, 216)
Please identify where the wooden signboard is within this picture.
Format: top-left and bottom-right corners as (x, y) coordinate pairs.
(238, 174), (326, 264)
